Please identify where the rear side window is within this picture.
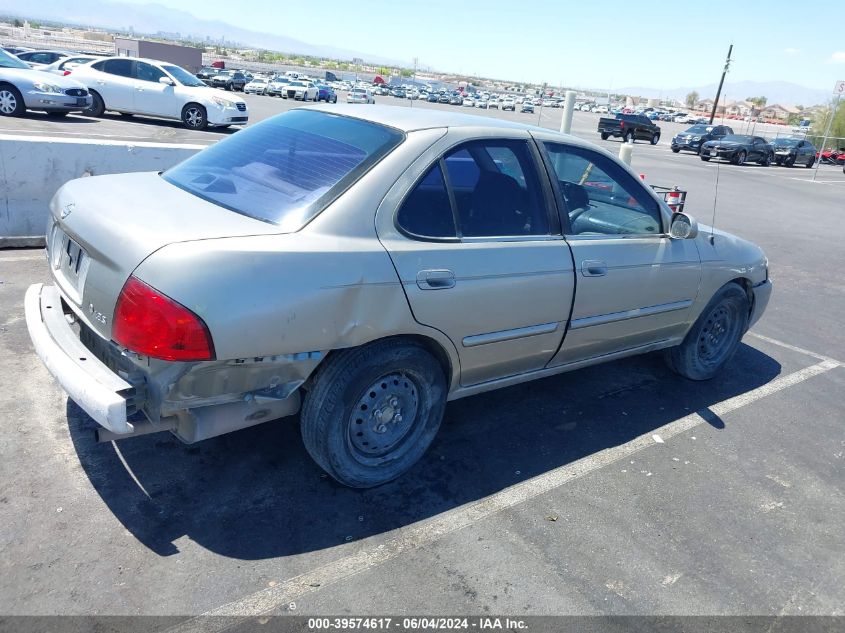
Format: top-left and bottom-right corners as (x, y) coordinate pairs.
(102, 59), (133, 77)
(397, 164), (456, 238)
(163, 110), (404, 230)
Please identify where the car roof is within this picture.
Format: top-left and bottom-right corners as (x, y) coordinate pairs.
(303, 104), (553, 134)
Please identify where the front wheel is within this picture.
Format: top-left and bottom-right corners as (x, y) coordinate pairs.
(733, 150), (746, 166)
(181, 103), (208, 130)
(759, 153), (771, 166)
(625, 130), (635, 143)
(0, 84), (25, 117)
(650, 133), (660, 145)
(784, 156), (795, 167)
(700, 155), (711, 161)
(300, 339), (447, 488)
(671, 146), (680, 153)
(666, 282), (749, 381)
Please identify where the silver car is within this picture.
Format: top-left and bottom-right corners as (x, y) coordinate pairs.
(347, 88), (374, 104)
(0, 48), (92, 116)
(26, 105), (771, 488)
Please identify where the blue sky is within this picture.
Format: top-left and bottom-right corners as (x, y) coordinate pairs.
(111, 0), (845, 90)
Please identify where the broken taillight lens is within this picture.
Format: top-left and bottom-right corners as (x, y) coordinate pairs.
(113, 276), (215, 362)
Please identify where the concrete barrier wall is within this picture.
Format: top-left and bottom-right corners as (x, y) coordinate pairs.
(0, 135), (205, 246)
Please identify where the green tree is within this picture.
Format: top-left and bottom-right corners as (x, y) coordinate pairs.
(811, 99), (845, 150)
(13, 18), (22, 27)
(399, 69), (413, 78)
(685, 91), (699, 108)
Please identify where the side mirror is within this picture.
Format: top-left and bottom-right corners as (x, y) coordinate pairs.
(159, 77), (175, 86)
(669, 212), (699, 240)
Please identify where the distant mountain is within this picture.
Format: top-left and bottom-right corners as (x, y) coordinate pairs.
(0, 0), (408, 65)
(616, 80), (831, 108)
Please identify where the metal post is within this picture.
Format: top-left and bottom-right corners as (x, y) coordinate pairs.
(813, 94), (841, 182)
(619, 141), (634, 166)
(560, 90), (576, 134)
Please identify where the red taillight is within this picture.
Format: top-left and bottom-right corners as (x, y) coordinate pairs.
(63, 70), (71, 76)
(112, 276), (215, 362)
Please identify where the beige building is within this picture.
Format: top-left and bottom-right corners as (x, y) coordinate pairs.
(114, 38), (202, 72)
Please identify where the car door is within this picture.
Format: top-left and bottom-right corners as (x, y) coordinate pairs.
(132, 61), (177, 117)
(377, 134), (575, 386)
(753, 137), (770, 160)
(535, 137), (701, 365)
(89, 59), (135, 111)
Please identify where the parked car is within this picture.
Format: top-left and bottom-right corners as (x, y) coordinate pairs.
(210, 70), (247, 92)
(196, 66), (219, 85)
(70, 57), (248, 130)
(595, 105), (609, 114)
(438, 93), (451, 104)
(501, 97), (515, 111)
(391, 88), (406, 98)
(770, 137), (817, 167)
(39, 55), (99, 76)
(671, 124), (733, 154)
(598, 113), (661, 144)
(521, 101), (534, 113)
(14, 50), (73, 69)
(0, 48), (92, 117)
(700, 134), (774, 165)
(267, 76), (291, 97)
(2, 46), (33, 56)
(347, 87), (374, 104)
(284, 80), (319, 101)
(449, 94), (463, 105)
(316, 84), (337, 102)
(427, 92), (439, 103)
(243, 77), (269, 95)
(25, 105), (771, 488)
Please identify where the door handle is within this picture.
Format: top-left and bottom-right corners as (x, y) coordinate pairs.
(416, 269), (455, 290)
(581, 260), (608, 277)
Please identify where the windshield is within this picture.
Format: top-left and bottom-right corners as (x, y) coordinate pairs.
(163, 110), (404, 229)
(290, 81), (307, 88)
(722, 135), (752, 143)
(0, 48), (29, 69)
(772, 138), (799, 146)
(686, 125), (714, 134)
(163, 65), (207, 87)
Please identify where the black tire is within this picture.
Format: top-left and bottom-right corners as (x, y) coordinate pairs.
(46, 111), (69, 118)
(700, 155), (711, 161)
(625, 130), (635, 143)
(301, 339), (447, 488)
(806, 157), (815, 168)
(671, 146), (680, 153)
(759, 153), (771, 166)
(784, 156), (795, 167)
(666, 282), (749, 381)
(82, 90), (105, 117)
(333, 95), (338, 103)
(0, 84), (25, 117)
(650, 133), (660, 145)
(600, 132), (609, 140)
(181, 103), (208, 130)
(733, 150), (746, 166)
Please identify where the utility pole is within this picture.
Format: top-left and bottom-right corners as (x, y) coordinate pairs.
(710, 44), (732, 125)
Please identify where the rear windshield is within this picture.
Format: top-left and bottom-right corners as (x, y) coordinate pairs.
(163, 110), (404, 230)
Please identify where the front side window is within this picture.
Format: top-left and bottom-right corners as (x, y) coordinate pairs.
(162, 65), (206, 87)
(163, 110), (404, 230)
(543, 143), (662, 236)
(135, 62), (166, 83)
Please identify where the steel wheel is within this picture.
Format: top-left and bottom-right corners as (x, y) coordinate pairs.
(181, 103), (207, 130)
(0, 85), (25, 117)
(347, 373), (421, 461)
(696, 304), (742, 369)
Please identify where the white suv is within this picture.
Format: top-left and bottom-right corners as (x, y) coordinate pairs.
(69, 57), (248, 130)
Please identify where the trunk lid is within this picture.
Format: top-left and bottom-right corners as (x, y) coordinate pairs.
(48, 171), (282, 341)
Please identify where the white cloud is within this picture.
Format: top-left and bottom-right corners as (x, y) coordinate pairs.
(784, 48), (800, 55)
(831, 51), (845, 63)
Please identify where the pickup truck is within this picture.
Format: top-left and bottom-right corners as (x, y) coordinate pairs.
(598, 114), (661, 144)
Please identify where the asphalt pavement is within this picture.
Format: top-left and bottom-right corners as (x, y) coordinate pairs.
(0, 95), (844, 626)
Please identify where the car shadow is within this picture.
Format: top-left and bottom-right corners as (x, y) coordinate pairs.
(17, 112), (97, 123)
(92, 113), (240, 135)
(66, 343), (781, 559)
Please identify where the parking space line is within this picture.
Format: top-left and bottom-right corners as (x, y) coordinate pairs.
(748, 332), (844, 365)
(165, 358), (839, 631)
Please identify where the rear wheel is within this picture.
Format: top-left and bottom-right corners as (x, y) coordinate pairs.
(82, 90), (105, 117)
(600, 132), (609, 140)
(300, 339), (447, 488)
(666, 282), (749, 381)
(0, 84), (25, 117)
(181, 103), (208, 130)
(806, 157), (815, 168)
(625, 130), (635, 143)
